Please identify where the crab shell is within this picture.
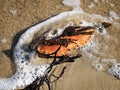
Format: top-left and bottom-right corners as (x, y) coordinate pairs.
(37, 28), (95, 56)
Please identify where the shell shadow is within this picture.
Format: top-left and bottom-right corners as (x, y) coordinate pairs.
(2, 29), (27, 62)
(1, 16), (55, 62)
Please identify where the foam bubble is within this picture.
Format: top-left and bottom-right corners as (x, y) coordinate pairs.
(93, 63), (104, 70)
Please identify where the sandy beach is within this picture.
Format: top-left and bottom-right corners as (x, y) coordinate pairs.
(0, 0), (120, 90)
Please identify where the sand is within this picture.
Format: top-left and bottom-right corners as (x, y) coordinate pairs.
(0, 0), (120, 90)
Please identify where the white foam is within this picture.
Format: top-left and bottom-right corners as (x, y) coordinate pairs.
(79, 37), (100, 62)
(108, 63), (120, 79)
(62, 0), (84, 12)
(45, 27), (66, 40)
(79, 21), (107, 35)
(110, 3), (115, 7)
(109, 11), (119, 20)
(93, 58), (117, 71)
(101, 58), (116, 64)
(78, 21), (113, 71)
(0, 64), (49, 89)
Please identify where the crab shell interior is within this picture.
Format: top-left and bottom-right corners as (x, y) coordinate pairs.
(36, 27), (95, 57)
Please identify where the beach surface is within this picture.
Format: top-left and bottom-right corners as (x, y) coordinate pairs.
(0, 0), (120, 90)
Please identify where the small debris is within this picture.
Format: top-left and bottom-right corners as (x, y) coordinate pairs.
(101, 22), (111, 28)
(0, 39), (7, 43)
(9, 9), (17, 15)
(88, 2), (94, 8)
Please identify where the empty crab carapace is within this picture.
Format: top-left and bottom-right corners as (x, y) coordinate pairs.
(36, 26), (95, 56)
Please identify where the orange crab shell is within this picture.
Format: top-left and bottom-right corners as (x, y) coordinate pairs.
(37, 29), (94, 56)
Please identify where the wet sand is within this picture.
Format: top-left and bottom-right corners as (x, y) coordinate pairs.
(0, 0), (120, 90)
